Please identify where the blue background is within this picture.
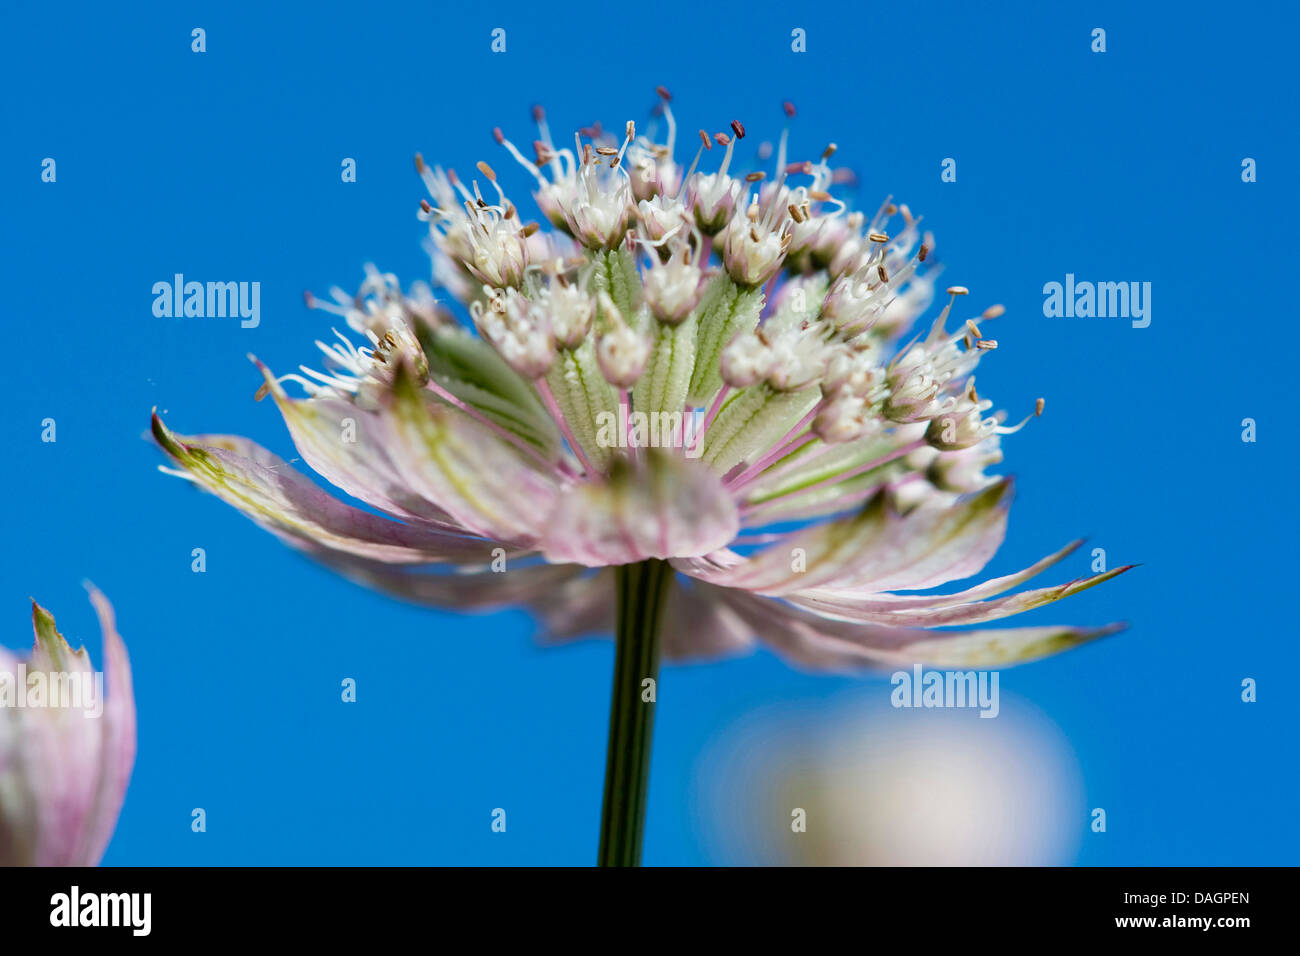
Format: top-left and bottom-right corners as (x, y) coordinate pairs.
(2, 0), (1295, 865)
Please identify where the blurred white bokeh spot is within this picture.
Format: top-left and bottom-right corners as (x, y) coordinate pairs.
(694, 691), (1084, 866)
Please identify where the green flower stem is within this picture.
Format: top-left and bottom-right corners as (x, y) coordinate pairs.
(598, 558), (674, 867)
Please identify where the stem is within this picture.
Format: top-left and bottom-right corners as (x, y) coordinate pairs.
(598, 559), (674, 867)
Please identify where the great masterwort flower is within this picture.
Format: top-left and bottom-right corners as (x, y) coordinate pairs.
(152, 91), (1131, 865)
(0, 588), (136, 866)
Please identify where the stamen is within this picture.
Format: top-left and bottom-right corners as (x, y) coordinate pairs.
(495, 128), (551, 187)
(756, 438), (927, 501)
(690, 385), (732, 456)
(744, 472), (924, 524)
(424, 376), (565, 476)
(727, 405), (822, 491)
(619, 388), (637, 459)
(535, 377), (598, 476)
(715, 132), (736, 177)
(776, 101), (795, 176)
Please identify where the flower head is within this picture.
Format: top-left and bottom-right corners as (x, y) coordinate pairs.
(0, 588), (136, 866)
(154, 93), (1132, 671)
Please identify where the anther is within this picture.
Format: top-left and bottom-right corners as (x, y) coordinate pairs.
(699, 129), (712, 150)
(476, 160), (497, 181)
(731, 120), (746, 139)
(947, 286), (970, 296)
